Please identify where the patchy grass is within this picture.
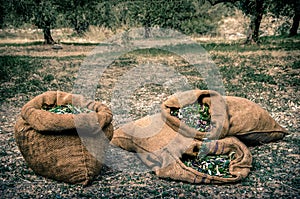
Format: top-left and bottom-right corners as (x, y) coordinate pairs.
(0, 56), (44, 102)
(0, 35), (299, 198)
(202, 35), (300, 52)
(0, 55), (84, 103)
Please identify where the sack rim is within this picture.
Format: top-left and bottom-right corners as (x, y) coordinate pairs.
(161, 89), (229, 140)
(21, 91), (113, 132)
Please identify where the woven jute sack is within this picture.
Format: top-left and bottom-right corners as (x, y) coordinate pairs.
(14, 91), (113, 185)
(224, 96), (288, 145)
(111, 114), (252, 183)
(162, 90), (288, 145)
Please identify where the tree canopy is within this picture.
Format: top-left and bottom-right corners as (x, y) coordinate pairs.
(1, 0), (298, 44)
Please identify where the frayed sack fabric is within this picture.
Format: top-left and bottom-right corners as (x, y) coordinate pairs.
(111, 114), (252, 183)
(14, 91), (113, 185)
(162, 90), (288, 145)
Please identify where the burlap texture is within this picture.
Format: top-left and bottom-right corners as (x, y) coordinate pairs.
(111, 114), (252, 183)
(162, 90), (288, 145)
(225, 96), (288, 145)
(14, 91), (113, 185)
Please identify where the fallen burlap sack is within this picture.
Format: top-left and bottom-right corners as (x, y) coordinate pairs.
(111, 114), (252, 183)
(14, 91), (113, 185)
(110, 89), (287, 183)
(161, 90), (229, 140)
(224, 96), (289, 145)
(162, 90), (288, 145)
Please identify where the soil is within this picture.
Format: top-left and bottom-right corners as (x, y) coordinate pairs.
(1, 38), (299, 198)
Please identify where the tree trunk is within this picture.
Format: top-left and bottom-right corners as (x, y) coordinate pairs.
(289, 1), (300, 36)
(144, 24), (151, 38)
(43, 26), (55, 44)
(0, 2), (4, 29)
(144, 11), (151, 39)
(245, 0), (264, 44)
(72, 17), (89, 36)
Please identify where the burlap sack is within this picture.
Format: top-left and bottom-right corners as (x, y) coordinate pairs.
(161, 90), (229, 140)
(14, 91), (113, 185)
(225, 96), (288, 145)
(162, 90), (288, 145)
(110, 114), (252, 183)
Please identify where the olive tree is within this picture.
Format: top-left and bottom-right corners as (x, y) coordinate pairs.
(268, 0), (300, 36)
(126, 0), (207, 37)
(7, 0), (58, 44)
(6, 0), (106, 43)
(56, 0), (102, 35)
(207, 0), (299, 43)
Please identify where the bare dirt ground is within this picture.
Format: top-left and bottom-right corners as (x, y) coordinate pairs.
(1, 35), (299, 198)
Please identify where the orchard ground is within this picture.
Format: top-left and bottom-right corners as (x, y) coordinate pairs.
(0, 30), (299, 198)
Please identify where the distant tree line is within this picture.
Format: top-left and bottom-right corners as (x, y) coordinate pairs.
(206, 0), (299, 43)
(0, 0), (298, 44)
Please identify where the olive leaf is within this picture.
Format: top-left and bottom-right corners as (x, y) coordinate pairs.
(183, 152), (236, 178)
(42, 104), (92, 114)
(171, 102), (212, 132)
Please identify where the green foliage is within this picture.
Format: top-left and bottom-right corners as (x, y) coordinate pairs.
(5, 0), (57, 29)
(267, 0), (297, 18)
(34, 1), (58, 29)
(233, 0), (295, 18)
(1, 0), (297, 38)
(291, 61), (300, 69)
(56, 0), (100, 34)
(125, 0), (225, 35)
(0, 0), (7, 28)
(42, 104), (92, 114)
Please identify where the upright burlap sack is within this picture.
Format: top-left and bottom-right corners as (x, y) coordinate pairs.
(162, 90), (288, 145)
(111, 114), (252, 183)
(14, 91), (113, 185)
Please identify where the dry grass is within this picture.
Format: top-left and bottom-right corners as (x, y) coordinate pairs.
(0, 26), (125, 44)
